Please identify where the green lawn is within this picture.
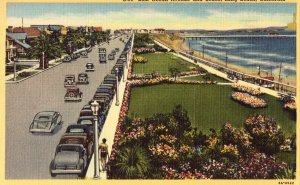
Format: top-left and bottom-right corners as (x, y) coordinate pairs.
(128, 84), (296, 136)
(133, 53), (196, 75)
(182, 74), (230, 83)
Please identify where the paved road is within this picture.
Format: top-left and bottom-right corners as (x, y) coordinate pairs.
(5, 35), (129, 179)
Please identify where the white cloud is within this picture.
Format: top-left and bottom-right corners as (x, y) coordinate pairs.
(6, 8), (292, 30)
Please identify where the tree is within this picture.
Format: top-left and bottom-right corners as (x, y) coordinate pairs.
(113, 146), (150, 179)
(68, 31), (86, 50)
(28, 31), (62, 69)
(169, 67), (180, 81)
(172, 105), (191, 137)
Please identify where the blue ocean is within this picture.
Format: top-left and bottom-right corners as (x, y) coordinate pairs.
(186, 36), (296, 83)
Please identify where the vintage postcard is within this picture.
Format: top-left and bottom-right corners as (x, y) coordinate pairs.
(0, 0), (299, 184)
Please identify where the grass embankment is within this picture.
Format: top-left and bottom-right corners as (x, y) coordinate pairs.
(133, 53), (196, 75)
(128, 84), (296, 136)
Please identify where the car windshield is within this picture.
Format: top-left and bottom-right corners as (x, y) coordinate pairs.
(79, 120), (93, 125)
(33, 120), (51, 129)
(69, 128), (85, 133)
(36, 115), (52, 121)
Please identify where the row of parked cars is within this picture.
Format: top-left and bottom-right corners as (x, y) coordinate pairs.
(49, 36), (133, 178)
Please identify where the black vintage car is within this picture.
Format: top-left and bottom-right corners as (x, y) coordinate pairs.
(77, 73), (89, 84)
(96, 87), (114, 97)
(85, 63), (95, 72)
(64, 87), (82, 102)
(108, 53), (115, 60)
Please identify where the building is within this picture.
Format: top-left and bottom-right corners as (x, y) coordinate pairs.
(6, 32), (31, 63)
(93, 27), (102, 32)
(31, 24), (67, 35)
(287, 13), (296, 31)
(152, 28), (166, 34)
(138, 29), (149, 33)
(12, 27), (41, 39)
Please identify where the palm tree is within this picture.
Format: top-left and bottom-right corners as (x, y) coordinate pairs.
(169, 67), (180, 81)
(69, 31), (86, 50)
(28, 31), (62, 69)
(114, 146), (150, 179)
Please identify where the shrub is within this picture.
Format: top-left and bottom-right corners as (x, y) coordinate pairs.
(244, 115), (285, 155)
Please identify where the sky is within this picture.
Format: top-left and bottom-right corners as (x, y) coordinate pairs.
(6, 3), (296, 30)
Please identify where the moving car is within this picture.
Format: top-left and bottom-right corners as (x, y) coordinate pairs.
(64, 87), (82, 102)
(108, 53), (115, 60)
(99, 48), (106, 63)
(63, 55), (72, 62)
(77, 73), (89, 85)
(29, 111), (62, 133)
(64, 74), (76, 87)
(85, 63), (95, 72)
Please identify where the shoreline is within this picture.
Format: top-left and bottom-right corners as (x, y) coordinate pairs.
(181, 42), (296, 87)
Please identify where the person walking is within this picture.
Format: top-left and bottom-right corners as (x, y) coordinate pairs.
(99, 138), (109, 172)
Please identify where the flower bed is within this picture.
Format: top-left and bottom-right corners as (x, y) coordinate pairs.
(231, 92), (267, 108)
(133, 55), (148, 63)
(178, 71), (202, 77)
(133, 47), (156, 54)
(232, 83), (261, 95)
(284, 101), (296, 110)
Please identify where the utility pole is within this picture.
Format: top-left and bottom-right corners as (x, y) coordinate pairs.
(278, 62), (282, 82)
(225, 50), (228, 68)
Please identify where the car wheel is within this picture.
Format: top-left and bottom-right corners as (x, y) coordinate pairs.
(50, 160), (57, 177)
(69, 92), (75, 97)
(51, 172), (57, 177)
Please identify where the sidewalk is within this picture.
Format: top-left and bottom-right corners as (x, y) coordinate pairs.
(85, 34), (134, 179)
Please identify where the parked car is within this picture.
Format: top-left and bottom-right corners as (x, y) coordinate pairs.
(99, 83), (115, 94)
(115, 48), (119, 52)
(50, 144), (88, 177)
(63, 55), (72, 62)
(77, 73), (89, 85)
(77, 109), (101, 132)
(64, 74), (76, 87)
(108, 53), (115, 60)
(64, 87), (82, 102)
(63, 124), (94, 158)
(111, 50), (116, 55)
(96, 86), (114, 97)
(85, 63), (95, 72)
(29, 111), (62, 133)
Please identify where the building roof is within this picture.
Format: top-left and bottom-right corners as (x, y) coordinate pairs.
(13, 27), (41, 38)
(31, 25), (62, 31)
(7, 32), (28, 40)
(14, 39), (31, 49)
(93, 27), (102, 32)
(154, 28), (165, 31)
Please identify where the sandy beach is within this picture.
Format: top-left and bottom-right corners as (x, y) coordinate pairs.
(153, 33), (296, 86)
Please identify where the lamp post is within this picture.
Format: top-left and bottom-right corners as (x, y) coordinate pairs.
(115, 68), (119, 106)
(13, 56), (17, 81)
(123, 61), (126, 82)
(91, 101), (100, 179)
(42, 52), (45, 70)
